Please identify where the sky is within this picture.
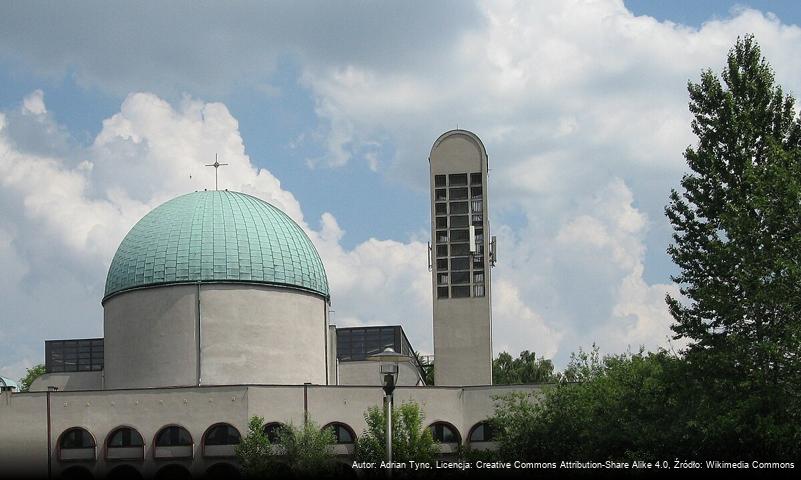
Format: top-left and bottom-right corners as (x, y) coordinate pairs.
(1, 1), (800, 381)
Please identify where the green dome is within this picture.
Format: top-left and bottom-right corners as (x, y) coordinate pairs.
(104, 190), (329, 301)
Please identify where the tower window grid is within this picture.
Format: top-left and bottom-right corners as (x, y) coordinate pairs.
(434, 173), (486, 299)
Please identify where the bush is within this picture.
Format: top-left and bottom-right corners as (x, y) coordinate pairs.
(235, 415), (337, 479)
(355, 400), (439, 473)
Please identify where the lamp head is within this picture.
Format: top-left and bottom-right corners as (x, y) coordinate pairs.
(367, 347), (409, 395)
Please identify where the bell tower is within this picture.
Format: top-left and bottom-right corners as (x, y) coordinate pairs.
(429, 130), (495, 385)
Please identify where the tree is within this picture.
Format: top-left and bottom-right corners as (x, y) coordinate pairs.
(18, 364), (45, 392)
(276, 420), (337, 478)
(665, 34), (801, 458)
(354, 400), (438, 474)
(491, 349), (691, 461)
(492, 350), (557, 384)
(235, 417), (276, 479)
(235, 416), (336, 479)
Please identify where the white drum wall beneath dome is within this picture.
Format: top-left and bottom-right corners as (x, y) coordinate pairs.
(200, 284), (327, 386)
(103, 283), (328, 389)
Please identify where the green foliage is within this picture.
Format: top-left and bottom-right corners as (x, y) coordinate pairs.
(355, 400), (438, 470)
(421, 363), (435, 386)
(276, 420), (337, 478)
(665, 34), (801, 458)
(491, 350), (697, 461)
(667, 33), (801, 383)
(235, 416), (336, 479)
(493, 350), (557, 384)
(18, 364), (45, 392)
(558, 345), (604, 383)
(235, 416), (277, 479)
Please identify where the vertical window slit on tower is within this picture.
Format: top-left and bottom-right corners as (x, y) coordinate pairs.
(451, 216), (469, 228)
(449, 188), (468, 200)
(450, 202), (468, 214)
(452, 286), (470, 298)
(449, 173), (468, 186)
(450, 229), (468, 242)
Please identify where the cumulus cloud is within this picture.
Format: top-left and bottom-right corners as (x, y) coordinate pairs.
(2, 2), (801, 377)
(0, 92), (433, 378)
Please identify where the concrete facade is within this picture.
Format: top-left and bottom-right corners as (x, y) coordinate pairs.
(103, 283), (328, 390)
(30, 371), (103, 392)
(0, 130), (522, 478)
(0, 384), (539, 479)
(429, 130), (493, 386)
(337, 360), (424, 387)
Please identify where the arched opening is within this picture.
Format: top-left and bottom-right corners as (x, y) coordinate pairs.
(106, 465), (143, 480)
(202, 423), (241, 457)
(428, 421), (461, 454)
(468, 421), (495, 443)
(57, 465), (94, 480)
(204, 462), (242, 480)
(322, 422), (356, 444)
(105, 426), (144, 460)
(262, 422), (285, 444)
(322, 422), (356, 456)
(58, 427), (96, 461)
(153, 425), (193, 459)
(154, 464), (192, 480)
(428, 421), (461, 444)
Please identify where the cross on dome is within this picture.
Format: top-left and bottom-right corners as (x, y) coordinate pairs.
(205, 154), (229, 191)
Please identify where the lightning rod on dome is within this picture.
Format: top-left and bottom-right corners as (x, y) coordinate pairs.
(205, 153), (229, 191)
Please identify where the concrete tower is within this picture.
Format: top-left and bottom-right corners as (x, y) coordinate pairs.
(429, 130), (495, 386)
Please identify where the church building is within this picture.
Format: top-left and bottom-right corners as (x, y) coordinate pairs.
(0, 130), (539, 479)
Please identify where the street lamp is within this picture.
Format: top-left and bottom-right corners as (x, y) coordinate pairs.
(367, 347), (410, 476)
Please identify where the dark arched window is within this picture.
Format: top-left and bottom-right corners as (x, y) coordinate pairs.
(60, 428), (96, 449)
(204, 424), (241, 446)
(468, 421), (495, 442)
(154, 425), (193, 460)
(323, 422), (355, 444)
(106, 426), (145, 461)
(428, 422), (461, 444)
(263, 422), (285, 444)
(107, 427), (144, 448)
(58, 427), (96, 461)
(155, 426), (192, 447)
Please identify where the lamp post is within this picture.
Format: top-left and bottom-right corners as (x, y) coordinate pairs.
(367, 347), (410, 477)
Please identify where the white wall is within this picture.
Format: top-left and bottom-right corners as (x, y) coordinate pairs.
(337, 360), (423, 386)
(0, 384), (542, 478)
(103, 283), (328, 389)
(430, 130), (494, 386)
